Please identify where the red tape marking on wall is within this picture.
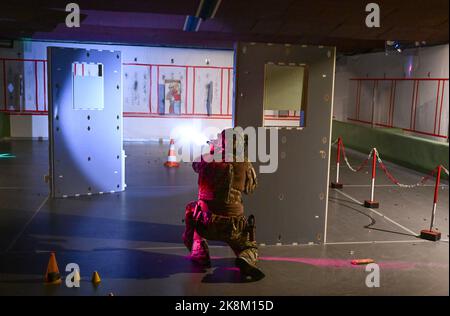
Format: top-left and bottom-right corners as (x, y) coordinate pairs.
(227, 69), (231, 115)
(149, 65), (152, 114)
(192, 67), (196, 115)
(438, 81), (445, 134)
(34, 61), (38, 111)
(185, 66), (188, 115)
(43, 61), (47, 111)
(2, 60), (6, 110)
(348, 78), (449, 139)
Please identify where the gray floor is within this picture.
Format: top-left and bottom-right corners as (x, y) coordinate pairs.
(0, 140), (448, 295)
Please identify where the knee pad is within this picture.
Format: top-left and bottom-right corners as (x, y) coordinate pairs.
(185, 201), (199, 228)
(193, 200), (212, 228)
(185, 201), (198, 214)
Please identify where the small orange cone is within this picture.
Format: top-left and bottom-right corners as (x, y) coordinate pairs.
(164, 139), (179, 168)
(44, 252), (62, 284)
(91, 271), (101, 285)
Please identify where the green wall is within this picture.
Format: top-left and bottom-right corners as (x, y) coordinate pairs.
(0, 113), (10, 138)
(332, 120), (449, 178)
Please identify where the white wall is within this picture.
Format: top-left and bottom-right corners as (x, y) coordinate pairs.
(9, 115), (48, 138)
(6, 40), (445, 141)
(334, 44), (449, 141)
(0, 40), (235, 140)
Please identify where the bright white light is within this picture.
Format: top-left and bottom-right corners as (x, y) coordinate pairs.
(171, 124), (209, 146)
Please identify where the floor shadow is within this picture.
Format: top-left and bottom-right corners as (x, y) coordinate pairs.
(328, 195), (362, 206)
(202, 267), (247, 284)
(200, 258), (263, 284)
(0, 246), (260, 289)
(11, 211), (188, 252)
(329, 197), (417, 238)
(0, 248), (207, 281)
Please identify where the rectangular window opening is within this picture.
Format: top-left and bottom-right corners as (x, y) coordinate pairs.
(72, 62), (104, 110)
(263, 63), (308, 128)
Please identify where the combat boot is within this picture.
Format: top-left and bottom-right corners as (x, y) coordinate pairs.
(183, 201), (199, 252)
(190, 239), (211, 267)
(236, 249), (265, 281)
(182, 231), (193, 252)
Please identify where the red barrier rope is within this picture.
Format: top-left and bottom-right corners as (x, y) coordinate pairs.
(377, 161), (437, 187)
(340, 141), (372, 173)
(374, 148), (440, 188)
(332, 138), (446, 188)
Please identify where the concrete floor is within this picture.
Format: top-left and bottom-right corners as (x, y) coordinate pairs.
(0, 140), (448, 295)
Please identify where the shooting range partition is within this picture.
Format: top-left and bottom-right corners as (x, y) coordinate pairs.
(47, 47), (125, 198)
(234, 42), (336, 244)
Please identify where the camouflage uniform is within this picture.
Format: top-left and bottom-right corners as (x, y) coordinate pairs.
(183, 130), (260, 274)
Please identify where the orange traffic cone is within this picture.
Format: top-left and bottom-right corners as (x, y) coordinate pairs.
(91, 271), (101, 285)
(164, 139), (179, 168)
(44, 252), (62, 284)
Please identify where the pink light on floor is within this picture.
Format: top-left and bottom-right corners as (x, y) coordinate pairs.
(259, 256), (353, 268)
(258, 257), (448, 270)
(187, 255), (448, 270)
